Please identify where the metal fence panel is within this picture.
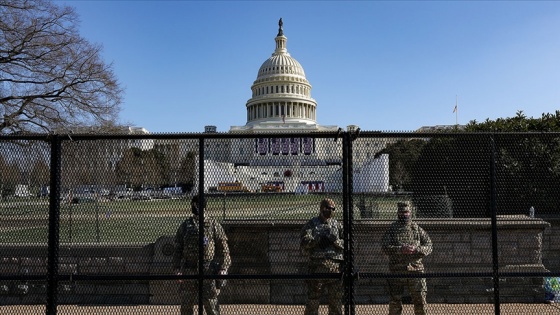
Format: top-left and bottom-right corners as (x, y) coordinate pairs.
(1, 132), (559, 314)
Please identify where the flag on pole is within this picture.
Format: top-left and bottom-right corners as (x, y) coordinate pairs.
(453, 95), (458, 113)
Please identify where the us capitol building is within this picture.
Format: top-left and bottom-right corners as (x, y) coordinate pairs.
(186, 19), (390, 194)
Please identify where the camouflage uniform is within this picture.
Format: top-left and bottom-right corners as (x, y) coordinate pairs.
(382, 219), (432, 315)
(173, 217), (231, 315)
(300, 216), (344, 315)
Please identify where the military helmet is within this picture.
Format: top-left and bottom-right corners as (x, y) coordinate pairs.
(191, 194), (207, 209)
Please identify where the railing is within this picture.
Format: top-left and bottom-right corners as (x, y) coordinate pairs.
(0, 131), (559, 315)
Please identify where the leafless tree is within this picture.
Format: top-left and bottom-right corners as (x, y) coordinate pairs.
(0, 154), (21, 197)
(60, 138), (119, 190)
(115, 148), (168, 190)
(29, 158), (49, 189)
(0, 0), (123, 134)
(178, 151), (196, 189)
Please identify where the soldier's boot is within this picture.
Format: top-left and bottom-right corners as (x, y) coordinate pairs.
(412, 291), (427, 315)
(304, 299), (320, 315)
(328, 304), (343, 315)
(204, 298), (220, 315)
(388, 299), (403, 315)
(414, 304), (427, 315)
(179, 282), (195, 315)
(180, 303), (194, 315)
(327, 293), (343, 315)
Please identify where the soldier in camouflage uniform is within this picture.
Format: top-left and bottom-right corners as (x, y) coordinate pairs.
(300, 198), (344, 315)
(173, 194), (231, 315)
(382, 202), (432, 315)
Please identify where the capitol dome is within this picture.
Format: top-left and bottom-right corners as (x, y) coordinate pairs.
(257, 39), (306, 78)
(243, 18), (318, 128)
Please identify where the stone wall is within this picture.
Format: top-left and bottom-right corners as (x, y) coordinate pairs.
(541, 216), (560, 273)
(0, 244), (153, 304)
(0, 217), (551, 305)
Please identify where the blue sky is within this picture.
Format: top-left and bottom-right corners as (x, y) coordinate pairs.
(58, 1), (560, 133)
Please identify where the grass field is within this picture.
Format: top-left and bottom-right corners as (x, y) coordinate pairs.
(0, 193), (407, 244)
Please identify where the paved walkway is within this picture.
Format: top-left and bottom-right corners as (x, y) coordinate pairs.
(1, 304), (560, 315)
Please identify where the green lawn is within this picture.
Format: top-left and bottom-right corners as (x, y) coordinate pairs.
(0, 194), (406, 244)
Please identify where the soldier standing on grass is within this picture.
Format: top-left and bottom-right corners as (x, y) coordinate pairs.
(172, 194), (231, 315)
(300, 198), (344, 315)
(382, 202), (432, 315)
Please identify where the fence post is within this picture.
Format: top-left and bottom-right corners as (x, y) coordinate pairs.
(490, 134), (500, 315)
(342, 132), (356, 315)
(197, 137), (205, 315)
(46, 135), (62, 315)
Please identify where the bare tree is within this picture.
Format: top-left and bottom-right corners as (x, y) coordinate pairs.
(114, 147), (172, 190)
(29, 158), (49, 188)
(0, 0), (123, 134)
(178, 151), (196, 190)
(0, 154), (21, 197)
(60, 138), (119, 190)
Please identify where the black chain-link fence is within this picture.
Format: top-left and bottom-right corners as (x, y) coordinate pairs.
(0, 131), (558, 314)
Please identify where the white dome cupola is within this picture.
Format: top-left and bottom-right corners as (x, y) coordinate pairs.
(245, 18), (318, 127)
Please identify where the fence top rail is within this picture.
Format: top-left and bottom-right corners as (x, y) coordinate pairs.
(0, 131), (343, 141)
(2, 131), (560, 141)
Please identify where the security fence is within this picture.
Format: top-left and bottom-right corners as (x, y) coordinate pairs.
(0, 131), (559, 315)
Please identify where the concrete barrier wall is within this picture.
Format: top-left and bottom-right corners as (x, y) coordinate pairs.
(0, 244), (153, 304)
(541, 216), (560, 273)
(0, 217), (550, 305)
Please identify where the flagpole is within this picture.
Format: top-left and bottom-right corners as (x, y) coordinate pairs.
(455, 95), (458, 126)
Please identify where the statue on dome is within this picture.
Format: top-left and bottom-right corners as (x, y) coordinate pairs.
(278, 18), (284, 36)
